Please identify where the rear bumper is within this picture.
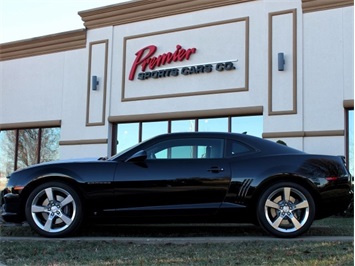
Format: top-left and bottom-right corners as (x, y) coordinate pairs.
(317, 185), (352, 218)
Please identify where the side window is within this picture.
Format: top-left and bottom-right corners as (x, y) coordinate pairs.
(146, 138), (224, 159)
(227, 140), (254, 157)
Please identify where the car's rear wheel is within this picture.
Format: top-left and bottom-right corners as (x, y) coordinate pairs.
(25, 182), (83, 238)
(257, 182), (315, 238)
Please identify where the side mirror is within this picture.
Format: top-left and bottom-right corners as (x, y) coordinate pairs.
(125, 150), (147, 163)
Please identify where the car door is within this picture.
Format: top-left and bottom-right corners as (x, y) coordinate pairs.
(112, 137), (231, 216)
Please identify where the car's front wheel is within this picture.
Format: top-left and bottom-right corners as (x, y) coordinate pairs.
(25, 182), (83, 238)
(257, 182), (315, 238)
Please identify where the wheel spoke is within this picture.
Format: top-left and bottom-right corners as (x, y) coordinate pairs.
(60, 195), (74, 207)
(265, 199), (280, 209)
(283, 187), (291, 202)
(60, 214), (73, 225)
(43, 215), (54, 232)
(271, 216), (284, 230)
(31, 205), (47, 213)
(290, 214), (302, 229)
(294, 200), (309, 210)
(45, 188), (54, 201)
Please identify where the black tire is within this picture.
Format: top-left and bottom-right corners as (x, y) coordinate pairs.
(25, 182), (83, 238)
(257, 182), (315, 238)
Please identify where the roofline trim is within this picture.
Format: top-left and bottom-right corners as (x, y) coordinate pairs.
(0, 29), (86, 61)
(302, 0), (353, 13)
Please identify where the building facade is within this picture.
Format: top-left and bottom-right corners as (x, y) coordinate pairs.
(0, 0), (353, 177)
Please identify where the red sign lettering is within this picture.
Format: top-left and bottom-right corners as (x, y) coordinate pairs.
(129, 45), (197, 80)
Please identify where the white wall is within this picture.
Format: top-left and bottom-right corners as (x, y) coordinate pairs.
(1, 54), (65, 123)
(303, 6), (354, 155)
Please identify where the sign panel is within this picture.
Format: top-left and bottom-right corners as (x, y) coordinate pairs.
(122, 18), (249, 101)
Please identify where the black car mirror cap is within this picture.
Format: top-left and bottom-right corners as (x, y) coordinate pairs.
(125, 150), (147, 163)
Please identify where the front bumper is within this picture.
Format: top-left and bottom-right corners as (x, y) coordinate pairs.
(1, 191), (23, 223)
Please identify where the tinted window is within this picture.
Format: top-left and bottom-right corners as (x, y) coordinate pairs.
(227, 140), (254, 157)
(146, 138), (224, 159)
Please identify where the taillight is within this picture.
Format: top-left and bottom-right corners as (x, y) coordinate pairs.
(326, 177), (339, 181)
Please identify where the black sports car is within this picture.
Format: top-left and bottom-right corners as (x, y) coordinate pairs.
(1, 132), (352, 238)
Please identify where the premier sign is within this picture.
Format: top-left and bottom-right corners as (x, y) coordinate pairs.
(129, 44), (237, 81)
(121, 18), (248, 100)
(129, 45), (196, 80)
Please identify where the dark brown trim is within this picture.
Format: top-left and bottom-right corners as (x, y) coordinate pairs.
(37, 128), (42, 163)
(0, 30), (86, 61)
(268, 9), (297, 115)
(86, 40), (109, 126)
(108, 106), (263, 123)
(59, 139), (108, 146)
(344, 99), (354, 109)
(263, 130), (345, 139)
(121, 17), (249, 101)
(79, 0), (256, 29)
(14, 130), (19, 171)
(302, 0), (353, 13)
(0, 120), (62, 130)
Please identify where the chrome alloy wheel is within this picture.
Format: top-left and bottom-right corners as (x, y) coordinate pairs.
(264, 187), (309, 233)
(30, 186), (77, 234)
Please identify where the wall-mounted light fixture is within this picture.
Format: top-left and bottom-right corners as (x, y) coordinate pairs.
(92, 76), (99, 90)
(278, 53), (285, 71)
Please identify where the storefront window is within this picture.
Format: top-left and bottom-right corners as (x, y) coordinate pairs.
(114, 115), (263, 156)
(0, 127), (61, 177)
(198, 117), (228, 132)
(347, 110), (354, 176)
(117, 123), (140, 154)
(0, 130), (16, 178)
(40, 128), (60, 163)
(231, 115), (263, 137)
(171, 119), (195, 133)
(17, 129), (40, 170)
(142, 121), (168, 141)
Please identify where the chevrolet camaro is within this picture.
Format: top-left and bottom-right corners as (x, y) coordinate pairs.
(1, 132), (351, 238)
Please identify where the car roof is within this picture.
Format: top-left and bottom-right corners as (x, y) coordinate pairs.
(150, 132), (304, 155)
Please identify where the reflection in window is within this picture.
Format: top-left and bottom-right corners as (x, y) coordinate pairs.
(0, 127), (61, 177)
(142, 121), (168, 141)
(17, 129), (40, 170)
(117, 123), (139, 154)
(171, 120), (195, 133)
(198, 118), (228, 132)
(0, 130), (15, 177)
(40, 128), (60, 163)
(231, 115), (263, 137)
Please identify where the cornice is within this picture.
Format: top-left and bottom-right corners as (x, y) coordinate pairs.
(79, 0), (256, 29)
(1, 0), (353, 61)
(0, 29), (86, 61)
(302, 0), (353, 13)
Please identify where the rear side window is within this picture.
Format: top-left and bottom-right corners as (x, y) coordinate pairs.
(146, 138), (224, 159)
(227, 140), (254, 157)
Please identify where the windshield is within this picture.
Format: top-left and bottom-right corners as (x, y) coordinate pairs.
(108, 142), (142, 160)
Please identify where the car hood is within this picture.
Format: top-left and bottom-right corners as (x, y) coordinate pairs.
(10, 157), (100, 175)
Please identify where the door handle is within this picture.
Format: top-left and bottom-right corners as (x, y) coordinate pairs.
(207, 166), (224, 173)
